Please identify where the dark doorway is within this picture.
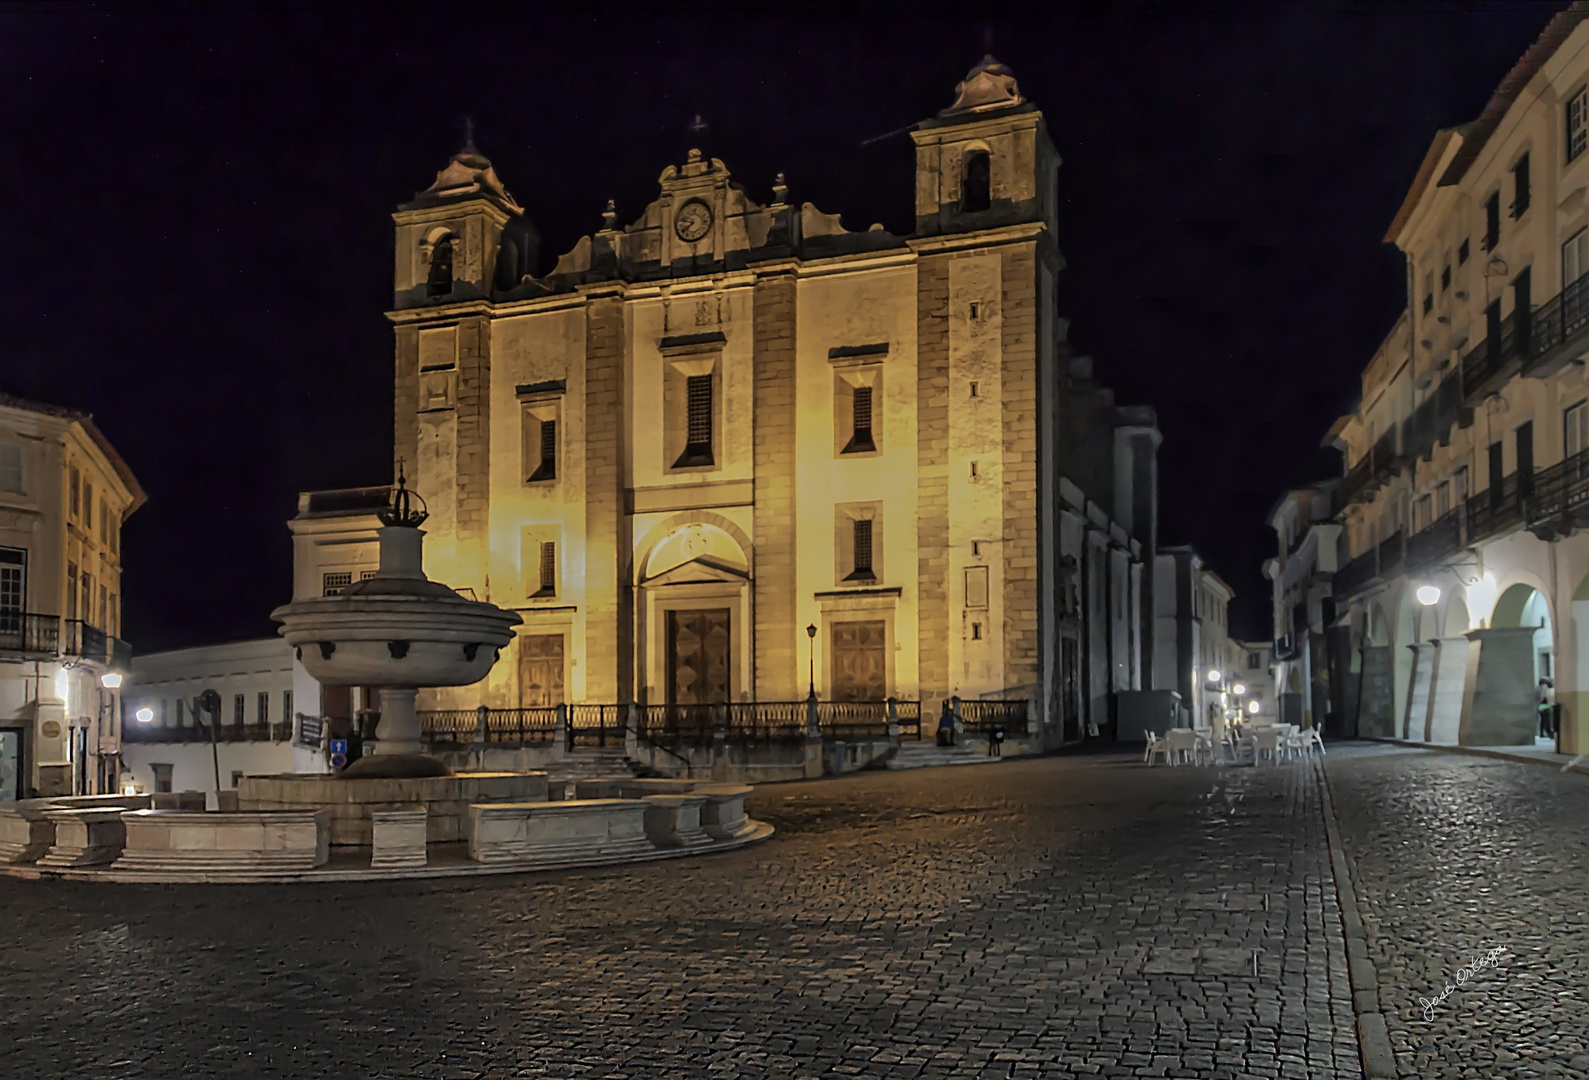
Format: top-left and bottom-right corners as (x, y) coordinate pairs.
(667, 609), (730, 704)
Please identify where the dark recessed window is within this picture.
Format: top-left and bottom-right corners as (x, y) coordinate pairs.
(675, 374), (715, 467)
(843, 386), (876, 453)
(1423, 293), (1433, 315)
(1441, 265), (1451, 291)
(426, 236), (454, 298)
(1512, 154), (1531, 218)
(1459, 238), (1470, 264)
(1484, 192), (1501, 251)
(1569, 88), (1588, 163)
(962, 151), (991, 213)
(322, 572), (352, 596)
(846, 518), (875, 582)
(529, 418), (557, 481)
(537, 541), (557, 597)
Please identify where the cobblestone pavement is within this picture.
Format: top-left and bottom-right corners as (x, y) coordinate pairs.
(0, 755), (1360, 1080)
(1323, 743), (1589, 1080)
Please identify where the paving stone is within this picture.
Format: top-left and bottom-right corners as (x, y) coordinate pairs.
(0, 753), (1368, 1078)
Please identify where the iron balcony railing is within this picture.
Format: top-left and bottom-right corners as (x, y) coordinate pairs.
(1376, 530), (1405, 578)
(1338, 457), (1372, 509)
(123, 721), (292, 744)
(1332, 548), (1378, 598)
(1467, 473), (1524, 543)
(417, 707), (559, 745)
(1404, 508), (1464, 572)
(0, 612), (61, 657)
(1368, 425), (1400, 483)
(1528, 447), (1589, 534)
(955, 698), (1029, 736)
(1524, 273), (1589, 376)
(566, 703), (627, 749)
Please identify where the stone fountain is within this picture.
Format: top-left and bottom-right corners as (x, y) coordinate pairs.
(270, 475), (520, 778)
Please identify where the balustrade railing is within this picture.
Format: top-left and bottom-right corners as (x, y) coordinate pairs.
(0, 612), (60, 657)
(123, 720), (291, 744)
(1404, 509), (1464, 572)
(956, 699), (1029, 735)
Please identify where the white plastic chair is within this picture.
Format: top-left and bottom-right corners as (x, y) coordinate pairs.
(1252, 728), (1281, 764)
(1166, 728), (1199, 765)
(1144, 732), (1169, 766)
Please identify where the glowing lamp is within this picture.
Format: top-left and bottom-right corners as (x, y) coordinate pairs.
(100, 672), (123, 689)
(135, 707), (154, 724)
(1207, 670), (1221, 683)
(1248, 700), (1261, 714)
(1416, 584), (1441, 606)
(1233, 683), (1246, 695)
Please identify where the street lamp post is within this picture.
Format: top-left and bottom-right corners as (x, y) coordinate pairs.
(805, 624), (818, 699)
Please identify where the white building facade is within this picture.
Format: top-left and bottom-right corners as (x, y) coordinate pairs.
(1329, 9), (1589, 752)
(121, 637), (322, 794)
(0, 392), (141, 800)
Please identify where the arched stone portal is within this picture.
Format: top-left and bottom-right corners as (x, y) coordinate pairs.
(1463, 583), (1553, 746)
(636, 522), (753, 705)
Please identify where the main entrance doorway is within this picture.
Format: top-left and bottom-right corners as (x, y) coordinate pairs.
(0, 729), (21, 801)
(830, 620), (887, 701)
(667, 609), (731, 704)
(518, 633), (565, 707)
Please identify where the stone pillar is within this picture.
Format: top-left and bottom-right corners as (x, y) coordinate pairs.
(1458, 627), (1540, 746)
(373, 688), (421, 755)
(916, 254), (951, 706)
(752, 268), (799, 699)
(803, 693), (822, 779)
(886, 696), (901, 750)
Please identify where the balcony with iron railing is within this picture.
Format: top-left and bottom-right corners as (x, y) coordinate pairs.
(123, 720), (293, 744)
(0, 612), (61, 658)
(1404, 508), (1465, 572)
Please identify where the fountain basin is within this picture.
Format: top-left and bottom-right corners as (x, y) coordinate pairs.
(238, 770), (548, 845)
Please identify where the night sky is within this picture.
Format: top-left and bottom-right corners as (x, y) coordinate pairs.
(0, 4), (1563, 653)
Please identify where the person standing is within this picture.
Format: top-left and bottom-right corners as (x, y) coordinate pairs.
(1538, 677), (1556, 739)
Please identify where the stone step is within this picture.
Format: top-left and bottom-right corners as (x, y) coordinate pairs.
(887, 743), (1001, 770)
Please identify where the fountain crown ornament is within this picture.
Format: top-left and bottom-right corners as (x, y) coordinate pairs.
(379, 463), (429, 529)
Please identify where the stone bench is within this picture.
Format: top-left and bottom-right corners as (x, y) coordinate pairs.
(641, 793), (710, 849)
(572, 779), (624, 800)
(0, 804), (55, 864)
(239, 771), (546, 846)
(467, 799), (651, 864)
(370, 806), (427, 869)
(37, 807), (133, 868)
(695, 784), (755, 842)
(619, 778), (702, 799)
(113, 810), (329, 873)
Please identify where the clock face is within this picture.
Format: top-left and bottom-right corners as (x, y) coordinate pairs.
(675, 199), (713, 243)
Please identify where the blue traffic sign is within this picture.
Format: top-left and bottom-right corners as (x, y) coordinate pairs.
(330, 752), (348, 769)
(330, 739), (348, 755)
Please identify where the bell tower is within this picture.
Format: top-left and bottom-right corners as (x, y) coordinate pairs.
(910, 56), (1060, 238)
(391, 129), (527, 308)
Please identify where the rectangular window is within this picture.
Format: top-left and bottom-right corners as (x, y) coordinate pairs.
(1488, 441), (1505, 510)
(1454, 464), (1470, 505)
(842, 385), (877, 454)
(81, 572), (92, 627)
(1567, 400), (1589, 459)
(1436, 481), (1451, 519)
(151, 763), (173, 794)
(1247, 652), (1261, 670)
(1517, 420), (1535, 496)
(850, 519), (874, 579)
(1416, 494), (1432, 533)
(69, 465), (79, 517)
(322, 572), (352, 596)
(99, 501), (108, 544)
(1441, 264), (1451, 292)
(536, 541), (557, 597)
(0, 444), (21, 495)
(1565, 229), (1589, 290)
(283, 690), (293, 721)
(258, 691), (269, 724)
(525, 409), (557, 483)
(0, 548), (23, 628)
(1484, 192), (1501, 251)
(108, 593), (117, 636)
(81, 482), (92, 529)
(686, 376), (712, 444)
(675, 373), (715, 467)
(964, 565), (989, 609)
(1459, 238), (1470, 264)
(1512, 153), (1531, 218)
(971, 622), (982, 641)
(233, 694), (245, 725)
(1571, 88), (1589, 163)
(66, 562), (77, 619)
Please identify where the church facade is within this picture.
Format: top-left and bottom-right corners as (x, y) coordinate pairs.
(360, 58), (1158, 745)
